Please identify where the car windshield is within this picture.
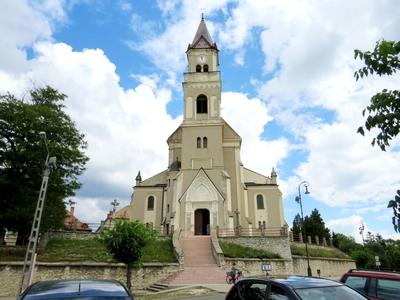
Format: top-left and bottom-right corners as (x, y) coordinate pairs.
(294, 285), (367, 300)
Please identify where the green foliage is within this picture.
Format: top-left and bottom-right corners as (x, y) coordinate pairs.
(142, 239), (177, 263)
(100, 221), (154, 290)
(290, 244), (349, 259)
(292, 214), (302, 237)
(333, 231), (400, 270)
(350, 250), (374, 269)
(332, 232), (362, 253)
(354, 40), (400, 232)
(100, 221), (154, 267)
(220, 241), (281, 259)
(304, 209), (331, 240)
(1, 237), (177, 263)
(0, 86), (89, 243)
(291, 209), (331, 240)
(38, 238), (115, 263)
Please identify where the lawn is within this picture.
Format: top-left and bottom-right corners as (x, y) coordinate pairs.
(290, 244), (350, 259)
(0, 238), (178, 263)
(220, 241), (281, 259)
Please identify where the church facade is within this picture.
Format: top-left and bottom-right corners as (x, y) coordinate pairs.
(130, 17), (286, 236)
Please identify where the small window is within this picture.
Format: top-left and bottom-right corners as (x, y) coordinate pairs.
(147, 196), (154, 211)
(256, 194), (264, 209)
(203, 64), (209, 72)
(196, 65), (201, 72)
(196, 94), (208, 114)
(167, 204), (170, 213)
(197, 137), (201, 148)
(203, 137), (208, 148)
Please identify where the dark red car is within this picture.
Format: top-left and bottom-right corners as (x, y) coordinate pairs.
(339, 269), (400, 300)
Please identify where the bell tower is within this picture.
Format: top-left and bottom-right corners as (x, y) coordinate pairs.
(183, 15), (221, 123)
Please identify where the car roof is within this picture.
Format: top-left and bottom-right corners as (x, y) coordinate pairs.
(344, 269), (400, 279)
(21, 279), (131, 299)
(245, 276), (343, 289)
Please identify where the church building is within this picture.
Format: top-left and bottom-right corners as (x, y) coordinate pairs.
(130, 17), (286, 236)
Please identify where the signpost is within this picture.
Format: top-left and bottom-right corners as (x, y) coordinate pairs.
(375, 256), (381, 270)
(261, 262), (272, 276)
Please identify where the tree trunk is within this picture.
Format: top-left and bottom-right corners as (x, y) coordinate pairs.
(126, 264), (132, 291)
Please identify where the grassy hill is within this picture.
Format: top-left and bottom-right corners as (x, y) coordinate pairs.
(0, 238), (177, 263)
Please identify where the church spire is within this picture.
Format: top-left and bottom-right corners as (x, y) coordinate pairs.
(189, 16), (216, 49)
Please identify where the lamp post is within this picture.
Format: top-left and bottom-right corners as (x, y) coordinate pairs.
(20, 132), (56, 293)
(295, 181), (312, 277)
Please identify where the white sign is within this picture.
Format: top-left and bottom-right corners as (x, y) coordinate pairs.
(261, 263), (272, 271)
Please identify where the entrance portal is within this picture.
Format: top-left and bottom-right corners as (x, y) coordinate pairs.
(194, 209), (210, 235)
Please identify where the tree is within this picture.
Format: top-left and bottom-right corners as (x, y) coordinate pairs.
(332, 232), (362, 253)
(354, 40), (400, 232)
(0, 86), (89, 244)
(100, 221), (154, 291)
(304, 209), (331, 241)
(292, 213), (302, 239)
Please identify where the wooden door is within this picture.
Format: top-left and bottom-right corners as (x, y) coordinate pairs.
(195, 210), (203, 235)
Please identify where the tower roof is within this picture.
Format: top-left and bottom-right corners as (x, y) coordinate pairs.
(189, 15), (217, 49)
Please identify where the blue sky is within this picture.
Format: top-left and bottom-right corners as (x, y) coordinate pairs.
(1, 0), (400, 242)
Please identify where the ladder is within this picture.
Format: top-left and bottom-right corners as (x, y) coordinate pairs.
(19, 157), (55, 293)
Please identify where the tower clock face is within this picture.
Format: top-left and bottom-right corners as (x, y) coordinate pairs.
(198, 55), (207, 63)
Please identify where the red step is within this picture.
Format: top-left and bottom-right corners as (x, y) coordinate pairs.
(167, 236), (227, 284)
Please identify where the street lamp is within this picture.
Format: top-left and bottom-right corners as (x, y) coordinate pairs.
(20, 132), (56, 293)
(295, 181), (312, 277)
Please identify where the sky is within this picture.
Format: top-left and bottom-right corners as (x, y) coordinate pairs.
(1, 0), (400, 242)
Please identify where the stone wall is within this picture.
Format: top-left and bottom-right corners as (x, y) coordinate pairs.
(221, 257), (355, 279)
(292, 256), (356, 278)
(219, 236), (292, 260)
(0, 262), (181, 297)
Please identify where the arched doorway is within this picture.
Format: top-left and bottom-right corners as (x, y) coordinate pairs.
(194, 209), (210, 235)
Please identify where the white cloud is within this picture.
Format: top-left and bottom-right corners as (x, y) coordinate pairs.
(326, 215), (365, 243)
(0, 41), (181, 224)
(0, 0), (52, 73)
(221, 92), (290, 175)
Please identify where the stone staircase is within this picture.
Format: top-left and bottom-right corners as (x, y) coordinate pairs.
(167, 235), (227, 284)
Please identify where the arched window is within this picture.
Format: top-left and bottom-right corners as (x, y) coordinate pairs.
(197, 137), (201, 148)
(147, 196), (154, 211)
(203, 137), (208, 148)
(196, 65), (201, 72)
(256, 194), (264, 209)
(196, 94), (208, 114)
(203, 64), (209, 72)
(167, 204), (170, 213)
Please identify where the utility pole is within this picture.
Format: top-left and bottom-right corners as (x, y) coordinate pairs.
(20, 132), (56, 293)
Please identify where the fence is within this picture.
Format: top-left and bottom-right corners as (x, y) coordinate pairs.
(216, 226), (289, 238)
(290, 231), (333, 247)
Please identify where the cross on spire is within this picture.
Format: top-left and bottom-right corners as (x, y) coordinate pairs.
(111, 199), (120, 213)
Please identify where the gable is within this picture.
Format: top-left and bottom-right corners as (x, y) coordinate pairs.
(181, 168), (225, 202)
(167, 125), (182, 145)
(222, 118), (241, 142)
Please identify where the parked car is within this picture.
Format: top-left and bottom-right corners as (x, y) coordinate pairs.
(19, 279), (134, 300)
(339, 269), (400, 300)
(225, 275), (368, 300)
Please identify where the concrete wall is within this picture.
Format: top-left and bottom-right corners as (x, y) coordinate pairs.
(0, 262), (181, 297)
